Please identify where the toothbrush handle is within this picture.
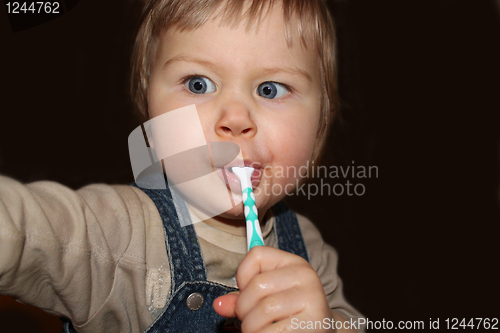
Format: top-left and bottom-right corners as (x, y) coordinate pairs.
(242, 187), (264, 250)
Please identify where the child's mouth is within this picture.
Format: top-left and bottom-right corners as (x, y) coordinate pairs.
(216, 165), (262, 194)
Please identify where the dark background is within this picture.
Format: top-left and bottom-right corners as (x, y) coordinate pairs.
(1, 0), (499, 332)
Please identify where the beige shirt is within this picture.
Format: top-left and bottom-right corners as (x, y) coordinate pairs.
(0, 176), (364, 332)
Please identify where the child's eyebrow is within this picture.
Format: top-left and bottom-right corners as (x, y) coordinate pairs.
(258, 66), (312, 83)
(162, 54), (312, 82)
(162, 54), (220, 73)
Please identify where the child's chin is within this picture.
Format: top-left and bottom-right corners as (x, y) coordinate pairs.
(219, 205), (246, 220)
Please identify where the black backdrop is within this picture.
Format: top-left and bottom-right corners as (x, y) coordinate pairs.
(1, 0), (499, 331)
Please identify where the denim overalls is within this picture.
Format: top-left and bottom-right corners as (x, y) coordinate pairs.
(63, 184), (309, 333)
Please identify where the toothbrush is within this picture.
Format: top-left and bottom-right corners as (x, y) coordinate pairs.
(230, 166), (265, 251)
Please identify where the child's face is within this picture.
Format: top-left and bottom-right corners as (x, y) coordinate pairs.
(148, 5), (322, 222)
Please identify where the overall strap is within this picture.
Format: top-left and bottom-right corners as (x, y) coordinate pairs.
(272, 201), (310, 262)
(132, 183), (207, 290)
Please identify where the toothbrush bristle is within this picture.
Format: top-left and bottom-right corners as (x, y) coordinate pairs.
(230, 166), (254, 184)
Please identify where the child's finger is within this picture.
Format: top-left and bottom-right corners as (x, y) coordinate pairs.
(257, 316), (303, 333)
(213, 292), (239, 318)
(239, 287), (304, 333)
(237, 246), (309, 290)
(235, 265), (317, 319)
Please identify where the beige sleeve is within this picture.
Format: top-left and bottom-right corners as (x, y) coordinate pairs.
(0, 175), (161, 331)
(297, 213), (366, 333)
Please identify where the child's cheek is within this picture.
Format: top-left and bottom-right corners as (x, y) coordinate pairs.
(265, 144), (315, 195)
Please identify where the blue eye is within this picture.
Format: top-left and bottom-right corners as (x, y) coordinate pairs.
(186, 76), (216, 94)
(257, 82), (289, 99)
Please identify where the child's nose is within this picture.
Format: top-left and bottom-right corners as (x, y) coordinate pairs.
(214, 100), (257, 139)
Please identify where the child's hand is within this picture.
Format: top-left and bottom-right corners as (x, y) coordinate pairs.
(214, 246), (352, 332)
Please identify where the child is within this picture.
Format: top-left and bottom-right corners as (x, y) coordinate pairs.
(0, 0), (364, 332)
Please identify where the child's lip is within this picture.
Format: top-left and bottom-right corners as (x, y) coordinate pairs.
(222, 159), (262, 170)
(216, 164), (263, 194)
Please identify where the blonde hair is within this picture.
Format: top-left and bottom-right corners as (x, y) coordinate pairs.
(130, 0), (338, 161)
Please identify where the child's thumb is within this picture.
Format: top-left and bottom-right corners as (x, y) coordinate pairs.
(213, 291), (239, 318)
